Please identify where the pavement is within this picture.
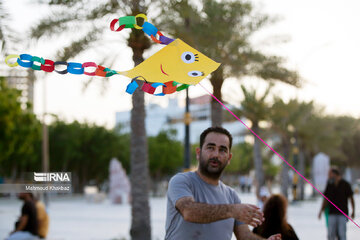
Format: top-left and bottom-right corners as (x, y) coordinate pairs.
(0, 189), (359, 240)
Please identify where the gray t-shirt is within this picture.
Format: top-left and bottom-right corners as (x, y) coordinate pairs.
(165, 171), (242, 240)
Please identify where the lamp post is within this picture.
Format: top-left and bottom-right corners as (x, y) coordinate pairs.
(184, 88), (191, 171)
(42, 77), (50, 206)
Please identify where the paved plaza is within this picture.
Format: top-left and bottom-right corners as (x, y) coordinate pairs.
(0, 190), (359, 240)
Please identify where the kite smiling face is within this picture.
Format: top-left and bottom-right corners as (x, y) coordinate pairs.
(121, 39), (220, 85)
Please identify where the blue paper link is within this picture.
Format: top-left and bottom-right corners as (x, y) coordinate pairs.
(126, 80), (139, 94)
(17, 54), (33, 68)
(151, 82), (166, 96)
(142, 22), (158, 37)
(67, 62), (84, 75)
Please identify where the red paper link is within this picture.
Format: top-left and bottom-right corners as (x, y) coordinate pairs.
(150, 31), (163, 44)
(110, 19), (125, 32)
(95, 65), (107, 77)
(163, 81), (177, 94)
(142, 82), (156, 94)
(41, 59), (55, 72)
(82, 62), (98, 76)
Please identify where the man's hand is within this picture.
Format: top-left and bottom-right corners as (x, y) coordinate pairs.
(267, 234), (281, 240)
(233, 204), (264, 227)
(318, 210), (322, 220)
(351, 211), (355, 219)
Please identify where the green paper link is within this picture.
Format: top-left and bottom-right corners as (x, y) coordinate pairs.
(119, 16), (136, 28)
(176, 84), (190, 91)
(31, 56), (45, 71)
(104, 68), (118, 77)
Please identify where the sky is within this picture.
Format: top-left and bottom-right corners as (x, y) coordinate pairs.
(3, 0), (360, 128)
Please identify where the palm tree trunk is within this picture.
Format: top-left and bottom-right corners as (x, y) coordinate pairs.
(129, 27), (151, 240)
(210, 67), (224, 127)
(280, 137), (290, 199)
(252, 124), (265, 190)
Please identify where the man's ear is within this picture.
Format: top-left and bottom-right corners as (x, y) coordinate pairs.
(196, 147), (201, 161)
(227, 152), (233, 165)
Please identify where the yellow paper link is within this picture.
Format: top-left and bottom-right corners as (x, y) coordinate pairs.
(118, 39), (220, 85)
(5, 54), (20, 67)
(134, 13), (148, 29)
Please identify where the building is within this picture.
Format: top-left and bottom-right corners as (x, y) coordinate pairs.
(1, 65), (34, 111)
(115, 95), (247, 144)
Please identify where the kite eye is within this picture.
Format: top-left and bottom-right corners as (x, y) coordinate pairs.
(188, 70), (203, 77)
(181, 52), (198, 63)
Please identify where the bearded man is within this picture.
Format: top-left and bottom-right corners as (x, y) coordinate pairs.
(165, 126), (281, 240)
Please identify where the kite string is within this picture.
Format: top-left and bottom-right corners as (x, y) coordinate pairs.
(198, 82), (360, 230)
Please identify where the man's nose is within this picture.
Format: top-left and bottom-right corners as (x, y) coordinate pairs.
(210, 148), (220, 157)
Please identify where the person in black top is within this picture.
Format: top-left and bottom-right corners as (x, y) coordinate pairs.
(8, 192), (39, 239)
(318, 167), (355, 240)
(253, 194), (299, 240)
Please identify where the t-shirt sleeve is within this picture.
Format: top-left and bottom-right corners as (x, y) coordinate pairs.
(167, 173), (194, 206)
(345, 181), (354, 197)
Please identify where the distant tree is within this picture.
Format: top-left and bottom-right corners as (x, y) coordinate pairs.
(225, 142), (253, 174)
(48, 120), (130, 192)
(233, 84), (272, 192)
(269, 98), (298, 199)
(148, 129), (183, 178)
(148, 129), (183, 195)
(331, 116), (360, 167)
(0, 77), (42, 178)
(158, 0), (300, 126)
(0, 1), (18, 54)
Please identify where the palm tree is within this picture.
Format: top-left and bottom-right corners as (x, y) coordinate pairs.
(29, 1), (152, 238)
(233, 84), (272, 192)
(269, 98), (318, 199)
(0, 1), (17, 54)
(158, 0), (300, 126)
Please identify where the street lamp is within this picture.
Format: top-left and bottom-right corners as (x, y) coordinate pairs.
(184, 88), (191, 171)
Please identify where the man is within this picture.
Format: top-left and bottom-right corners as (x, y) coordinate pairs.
(165, 127), (281, 240)
(318, 167), (355, 240)
(7, 192), (38, 240)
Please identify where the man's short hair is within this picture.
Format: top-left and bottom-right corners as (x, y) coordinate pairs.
(200, 126), (233, 149)
(330, 166), (341, 176)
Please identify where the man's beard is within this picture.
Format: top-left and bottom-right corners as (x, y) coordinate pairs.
(199, 154), (227, 180)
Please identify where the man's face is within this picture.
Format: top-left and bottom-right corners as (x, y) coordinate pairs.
(196, 132), (232, 179)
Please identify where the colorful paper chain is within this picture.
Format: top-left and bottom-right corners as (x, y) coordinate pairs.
(110, 13), (175, 45)
(4, 14), (189, 96)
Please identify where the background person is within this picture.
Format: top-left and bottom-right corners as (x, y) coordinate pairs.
(7, 192), (38, 240)
(318, 167), (355, 240)
(253, 194), (299, 240)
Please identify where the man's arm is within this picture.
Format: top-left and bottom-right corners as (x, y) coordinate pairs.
(350, 195), (355, 219)
(175, 196), (263, 227)
(234, 224), (281, 240)
(318, 198), (327, 219)
(15, 215), (28, 232)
